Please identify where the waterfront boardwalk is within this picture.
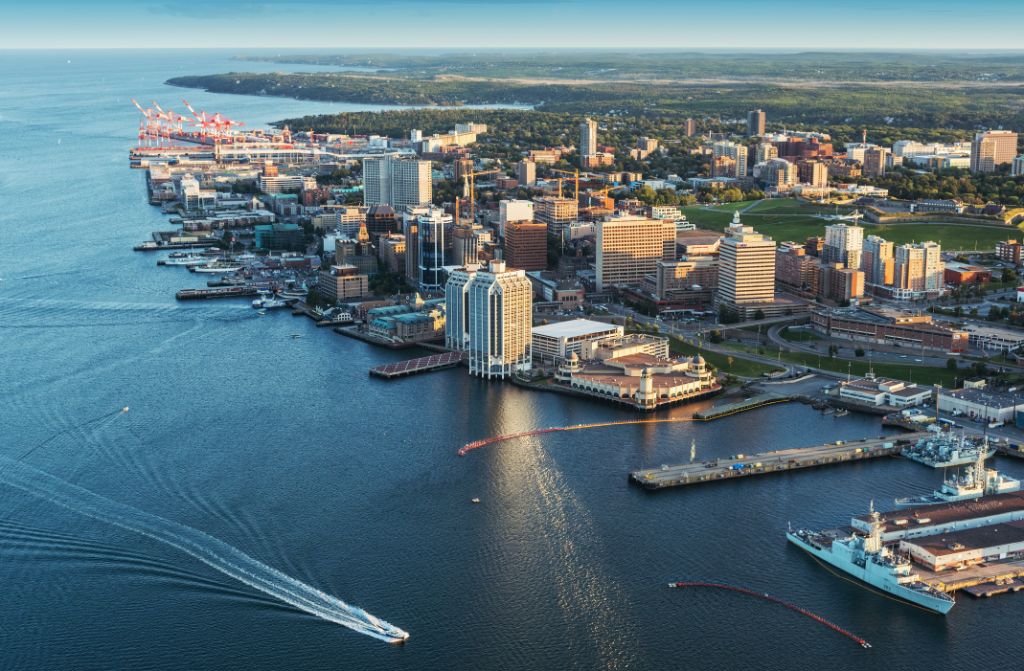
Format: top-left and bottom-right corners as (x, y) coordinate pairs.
(693, 393), (793, 420)
(630, 433), (929, 490)
(369, 351), (466, 379)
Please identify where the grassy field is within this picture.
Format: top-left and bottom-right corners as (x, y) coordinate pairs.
(681, 199), (1015, 249)
(668, 336), (784, 378)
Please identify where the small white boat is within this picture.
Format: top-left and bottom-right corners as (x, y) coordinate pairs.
(471, 497), (481, 504)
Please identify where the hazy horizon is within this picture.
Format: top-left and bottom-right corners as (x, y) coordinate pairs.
(4, 0), (1024, 50)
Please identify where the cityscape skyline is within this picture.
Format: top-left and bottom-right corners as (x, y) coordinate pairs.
(5, 1), (1024, 49)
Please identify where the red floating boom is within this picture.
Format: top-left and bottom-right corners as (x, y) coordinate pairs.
(668, 581), (871, 649)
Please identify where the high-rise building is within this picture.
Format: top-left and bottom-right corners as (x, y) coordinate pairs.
(444, 264), (478, 351)
(378, 233), (406, 274)
(505, 220), (548, 271)
(517, 159), (537, 186)
(747, 109), (766, 137)
(533, 197), (578, 237)
(451, 223), (481, 267)
(467, 260), (533, 379)
(798, 160), (828, 187)
(712, 141), (748, 178)
(755, 143), (778, 164)
(862, 147), (889, 177)
(760, 158), (797, 190)
(776, 242), (820, 294)
(970, 130), (1019, 173)
(595, 215), (677, 290)
(499, 199), (535, 238)
(1013, 155), (1024, 177)
(580, 118), (598, 162)
(820, 263), (864, 303)
(716, 211), (776, 313)
(363, 155), (432, 209)
(685, 118), (697, 137)
(823, 223), (864, 272)
(414, 206), (451, 291)
(317, 264), (369, 303)
(862, 235), (894, 286)
(894, 241), (944, 295)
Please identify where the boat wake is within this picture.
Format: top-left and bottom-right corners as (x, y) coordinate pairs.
(0, 455), (409, 644)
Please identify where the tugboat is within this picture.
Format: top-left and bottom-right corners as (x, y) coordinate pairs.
(895, 446), (1021, 507)
(787, 504), (956, 614)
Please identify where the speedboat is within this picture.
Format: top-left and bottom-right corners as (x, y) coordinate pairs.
(251, 292), (288, 309)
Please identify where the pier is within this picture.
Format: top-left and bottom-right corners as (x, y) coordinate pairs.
(369, 351), (467, 379)
(630, 433), (927, 490)
(693, 393), (793, 420)
(175, 286), (259, 301)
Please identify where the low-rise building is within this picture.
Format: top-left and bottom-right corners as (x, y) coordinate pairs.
(943, 261), (992, 286)
(900, 521), (1024, 572)
(838, 375), (932, 408)
(531, 319), (624, 363)
(938, 386), (1024, 423)
(962, 324), (1024, 353)
(368, 308), (445, 344)
(810, 307), (968, 353)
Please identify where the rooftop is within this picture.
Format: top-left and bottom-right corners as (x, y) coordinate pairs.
(532, 318), (622, 339)
(854, 491), (1024, 534)
(903, 520), (1024, 557)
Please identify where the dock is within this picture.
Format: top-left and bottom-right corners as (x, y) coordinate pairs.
(630, 433), (927, 490)
(693, 393), (793, 420)
(369, 351), (467, 379)
(175, 286), (259, 301)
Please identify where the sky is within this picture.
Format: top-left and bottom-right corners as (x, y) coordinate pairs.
(2, 0), (1024, 49)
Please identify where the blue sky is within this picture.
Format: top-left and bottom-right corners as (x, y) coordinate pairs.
(2, 0), (1024, 49)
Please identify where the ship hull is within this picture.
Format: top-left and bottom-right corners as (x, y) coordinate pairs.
(787, 532), (955, 614)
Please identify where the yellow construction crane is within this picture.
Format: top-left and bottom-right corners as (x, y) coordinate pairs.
(459, 168), (501, 223)
(581, 184), (622, 208)
(550, 168), (580, 201)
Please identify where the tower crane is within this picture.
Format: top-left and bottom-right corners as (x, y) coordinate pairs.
(460, 168), (501, 223)
(550, 168), (580, 201)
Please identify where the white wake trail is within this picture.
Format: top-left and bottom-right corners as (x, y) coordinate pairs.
(0, 456), (408, 644)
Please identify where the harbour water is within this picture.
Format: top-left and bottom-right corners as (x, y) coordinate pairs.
(3, 50), (1024, 670)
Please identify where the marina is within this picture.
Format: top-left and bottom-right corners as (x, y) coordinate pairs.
(630, 434), (926, 490)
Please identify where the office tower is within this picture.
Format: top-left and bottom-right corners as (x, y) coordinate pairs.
(445, 264), (478, 350)
(533, 197), (578, 237)
(413, 206), (451, 291)
(1013, 156), (1024, 177)
(971, 130), (1019, 173)
(862, 234), (894, 286)
(595, 215), (676, 290)
(716, 211), (776, 311)
(747, 109), (766, 137)
(378, 234), (406, 274)
(504, 220), (548, 271)
(499, 199), (535, 238)
(580, 117), (598, 162)
(363, 155), (432, 209)
(712, 141), (748, 178)
(823, 223), (864, 272)
(468, 260), (533, 379)
(366, 204), (399, 236)
(755, 143), (778, 165)
(517, 159), (536, 186)
(685, 118), (697, 137)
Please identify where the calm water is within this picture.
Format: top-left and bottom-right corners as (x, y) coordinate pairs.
(2, 50), (1023, 670)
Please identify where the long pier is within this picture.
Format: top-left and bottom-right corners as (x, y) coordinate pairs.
(630, 433), (927, 490)
(175, 286), (259, 300)
(369, 351), (467, 379)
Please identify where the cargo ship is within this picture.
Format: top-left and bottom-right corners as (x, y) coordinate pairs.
(787, 506), (956, 614)
(901, 431), (995, 468)
(895, 448), (1021, 507)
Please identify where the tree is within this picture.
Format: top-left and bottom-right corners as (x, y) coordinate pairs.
(709, 330), (724, 344)
(754, 309), (765, 320)
(719, 306), (740, 324)
(946, 358), (958, 370)
(855, 348), (865, 357)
